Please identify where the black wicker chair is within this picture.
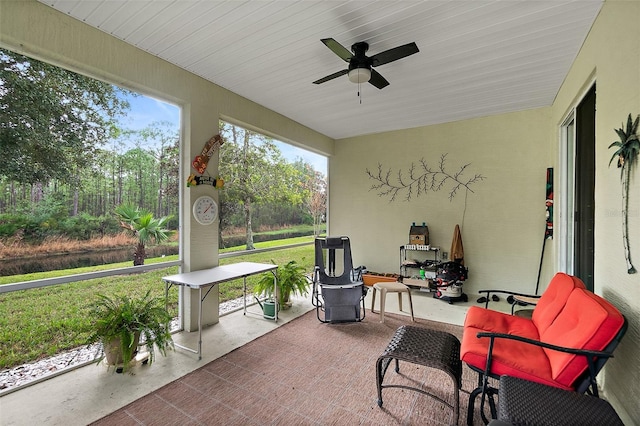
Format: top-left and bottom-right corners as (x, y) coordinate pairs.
(488, 375), (624, 425)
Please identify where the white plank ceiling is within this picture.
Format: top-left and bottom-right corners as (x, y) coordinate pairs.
(38, 0), (603, 140)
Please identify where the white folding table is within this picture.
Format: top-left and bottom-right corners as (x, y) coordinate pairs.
(162, 261), (278, 359)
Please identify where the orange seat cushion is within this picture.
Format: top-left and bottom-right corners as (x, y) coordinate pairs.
(461, 306), (567, 389)
(461, 323), (564, 388)
(463, 306), (540, 338)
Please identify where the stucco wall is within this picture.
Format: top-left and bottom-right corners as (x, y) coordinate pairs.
(551, 1), (640, 423)
(330, 107), (555, 295)
(0, 0), (333, 331)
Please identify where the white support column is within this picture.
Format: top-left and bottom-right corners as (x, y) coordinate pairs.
(182, 104), (220, 332)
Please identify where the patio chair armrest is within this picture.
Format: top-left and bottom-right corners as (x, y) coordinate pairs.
(476, 332), (614, 359)
(477, 289), (541, 298)
(318, 282), (363, 290)
(477, 289), (541, 308)
(476, 331), (613, 396)
(352, 265), (365, 281)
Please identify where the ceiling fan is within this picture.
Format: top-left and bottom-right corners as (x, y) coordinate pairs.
(313, 38), (419, 89)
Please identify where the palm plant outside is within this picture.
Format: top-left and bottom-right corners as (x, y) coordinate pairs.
(608, 114), (640, 274)
(115, 204), (173, 266)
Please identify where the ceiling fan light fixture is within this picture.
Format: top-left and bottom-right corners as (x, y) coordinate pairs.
(348, 68), (371, 84)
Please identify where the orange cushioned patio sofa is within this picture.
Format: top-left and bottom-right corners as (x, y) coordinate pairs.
(460, 272), (627, 425)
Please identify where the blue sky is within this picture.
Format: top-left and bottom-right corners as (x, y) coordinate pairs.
(119, 94), (180, 132)
(119, 92), (327, 174)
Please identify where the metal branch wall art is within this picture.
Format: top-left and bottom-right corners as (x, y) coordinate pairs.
(365, 154), (485, 202)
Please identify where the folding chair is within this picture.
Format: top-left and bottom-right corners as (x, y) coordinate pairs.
(312, 236), (367, 323)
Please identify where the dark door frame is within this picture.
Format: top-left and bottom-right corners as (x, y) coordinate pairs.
(574, 84), (596, 291)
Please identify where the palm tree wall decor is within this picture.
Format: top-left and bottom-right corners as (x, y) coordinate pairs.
(608, 114), (640, 274)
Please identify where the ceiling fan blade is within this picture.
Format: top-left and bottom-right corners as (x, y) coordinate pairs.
(321, 38), (353, 62)
(370, 42), (419, 67)
(313, 69), (349, 85)
(368, 69), (389, 89)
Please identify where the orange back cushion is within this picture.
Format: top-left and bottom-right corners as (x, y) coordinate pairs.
(532, 273), (586, 334)
(539, 288), (624, 387)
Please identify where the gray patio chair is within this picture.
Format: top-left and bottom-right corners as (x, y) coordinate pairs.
(312, 236), (367, 323)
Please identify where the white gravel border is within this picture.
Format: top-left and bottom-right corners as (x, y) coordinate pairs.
(0, 296), (255, 394)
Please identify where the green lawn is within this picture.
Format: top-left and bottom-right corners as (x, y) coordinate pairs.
(0, 238), (315, 369)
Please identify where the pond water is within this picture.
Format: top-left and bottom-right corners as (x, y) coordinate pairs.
(0, 245), (179, 277)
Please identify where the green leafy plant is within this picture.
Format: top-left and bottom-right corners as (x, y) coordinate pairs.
(253, 260), (310, 307)
(87, 290), (173, 372)
(608, 113), (640, 274)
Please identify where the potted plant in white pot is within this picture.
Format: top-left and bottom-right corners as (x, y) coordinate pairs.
(253, 260), (310, 314)
(87, 290), (173, 373)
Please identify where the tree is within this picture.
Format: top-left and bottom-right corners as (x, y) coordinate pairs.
(136, 122), (180, 217)
(115, 204), (173, 266)
(0, 48), (131, 184)
(294, 160), (326, 236)
(219, 122), (303, 249)
(119, 146), (157, 208)
(308, 179), (327, 236)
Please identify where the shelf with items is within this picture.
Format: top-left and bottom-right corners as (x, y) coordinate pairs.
(400, 245), (441, 285)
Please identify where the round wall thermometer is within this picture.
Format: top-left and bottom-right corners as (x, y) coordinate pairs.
(192, 195), (218, 225)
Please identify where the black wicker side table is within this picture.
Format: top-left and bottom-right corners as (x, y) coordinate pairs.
(376, 325), (462, 425)
(497, 375), (624, 425)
